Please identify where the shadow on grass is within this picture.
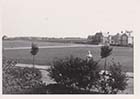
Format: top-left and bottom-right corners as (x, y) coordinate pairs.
(45, 84), (100, 94)
(4, 84), (101, 94)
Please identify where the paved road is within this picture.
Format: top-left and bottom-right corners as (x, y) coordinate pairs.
(3, 44), (101, 50)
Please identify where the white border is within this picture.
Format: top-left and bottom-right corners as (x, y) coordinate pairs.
(1, 0), (140, 99)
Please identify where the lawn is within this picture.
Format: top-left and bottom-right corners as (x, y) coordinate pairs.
(3, 40), (73, 48)
(3, 40), (133, 72)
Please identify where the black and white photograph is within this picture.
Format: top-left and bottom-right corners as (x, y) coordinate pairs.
(1, 0), (138, 95)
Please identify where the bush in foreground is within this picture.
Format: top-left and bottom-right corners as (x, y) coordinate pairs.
(96, 61), (128, 94)
(48, 56), (100, 92)
(3, 59), (46, 94)
(48, 56), (128, 94)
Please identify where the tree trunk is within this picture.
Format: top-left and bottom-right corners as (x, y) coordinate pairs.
(33, 55), (35, 68)
(104, 58), (107, 72)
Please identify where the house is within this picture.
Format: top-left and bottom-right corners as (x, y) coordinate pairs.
(87, 35), (94, 43)
(108, 35), (113, 44)
(120, 31), (133, 46)
(93, 32), (103, 44)
(102, 37), (108, 44)
(127, 33), (133, 45)
(111, 33), (121, 45)
(102, 32), (111, 45)
(87, 35), (94, 40)
(110, 32), (133, 46)
(87, 32), (103, 44)
(87, 31), (133, 46)
(120, 33), (128, 46)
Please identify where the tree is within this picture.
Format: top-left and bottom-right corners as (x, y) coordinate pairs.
(30, 43), (39, 68)
(99, 46), (128, 94)
(2, 35), (8, 40)
(100, 45), (113, 72)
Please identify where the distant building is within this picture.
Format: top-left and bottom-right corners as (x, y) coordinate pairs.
(120, 33), (128, 46)
(87, 32), (103, 44)
(87, 35), (94, 40)
(87, 31), (133, 46)
(111, 33), (121, 45)
(94, 32), (103, 44)
(102, 32), (110, 45)
(108, 35), (113, 44)
(87, 35), (94, 43)
(127, 33), (133, 45)
(102, 37), (108, 44)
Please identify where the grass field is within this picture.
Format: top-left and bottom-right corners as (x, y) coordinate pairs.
(3, 40), (74, 48)
(3, 40), (133, 72)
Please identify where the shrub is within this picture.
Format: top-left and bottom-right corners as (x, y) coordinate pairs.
(98, 45), (127, 94)
(48, 56), (100, 92)
(3, 59), (46, 94)
(48, 55), (128, 94)
(108, 61), (128, 93)
(96, 61), (128, 94)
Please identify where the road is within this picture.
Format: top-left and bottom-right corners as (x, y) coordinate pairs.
(3, 44), (101, 50)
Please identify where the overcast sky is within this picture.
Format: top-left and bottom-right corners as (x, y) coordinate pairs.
(1, 0), (139, 38)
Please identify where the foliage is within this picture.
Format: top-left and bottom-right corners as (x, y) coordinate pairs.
(100, 45), (113, 58)
(46, 83), (99, 94)
(108, 61), (128, 93)
(2, 35), (8, 40)
(3, 59), (46, 94)
(48, 56), (100, 92)
(30, 43), (39, 56)
(30, 43), (39, 67)
(48, 54), (128, 94)
(98, 45), (127, 94)
(96, 61), (128, 94)
(100, 45), (113, 71)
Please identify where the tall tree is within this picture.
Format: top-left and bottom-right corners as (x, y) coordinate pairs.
(100, 45), (113, 72)
(2, 35), (7, 40)
(30, 43), (39, 68)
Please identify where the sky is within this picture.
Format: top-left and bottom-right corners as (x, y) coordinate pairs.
(1, 0), (139, 38)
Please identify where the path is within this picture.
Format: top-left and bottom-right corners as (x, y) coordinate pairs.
(15, 63), (133, 78)
(4, 44), (100, 50)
